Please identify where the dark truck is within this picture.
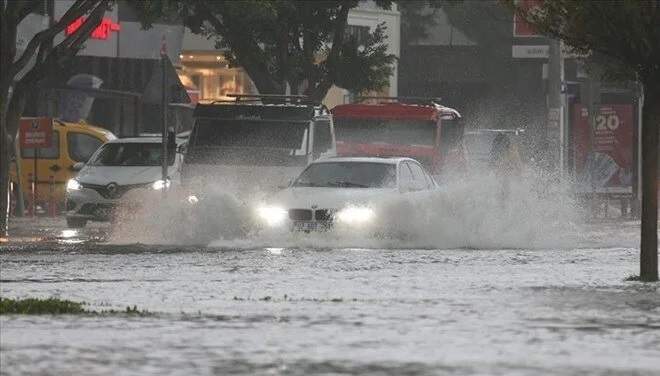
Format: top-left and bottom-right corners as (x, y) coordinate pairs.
(182, 95), (336, 199)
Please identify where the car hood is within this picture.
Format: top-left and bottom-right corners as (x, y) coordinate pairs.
(75, 166), (177, 186)
(183, 164), (305, 197)
(267, 187), (396, 209)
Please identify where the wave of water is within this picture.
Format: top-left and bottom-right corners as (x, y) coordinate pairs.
(107, 168), (626, 250)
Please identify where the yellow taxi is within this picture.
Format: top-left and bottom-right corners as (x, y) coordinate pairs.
(11, 118), (116, 212)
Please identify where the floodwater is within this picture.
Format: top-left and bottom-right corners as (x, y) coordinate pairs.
(1, 174), (659, 375)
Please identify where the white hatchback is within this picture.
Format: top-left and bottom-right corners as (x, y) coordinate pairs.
(65, 136), (187, 228)
(255, 157), (438, 233)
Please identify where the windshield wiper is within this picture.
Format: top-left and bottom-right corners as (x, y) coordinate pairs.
(325, 181), (368, 188)
(293, 181), (321, 187)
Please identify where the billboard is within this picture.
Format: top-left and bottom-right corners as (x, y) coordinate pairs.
(572, 104), (634, 192)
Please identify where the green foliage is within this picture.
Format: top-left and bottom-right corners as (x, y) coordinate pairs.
(232, 295), (358, 302)
(400, 0), (440, 44)
(508, 0), (660, 82)
(333, 23), (398, 95)
(132, 0), (399, 100)
(0, 297), (153, 315)
(624, 274), (659, 283)
(1, 297), (86, 315)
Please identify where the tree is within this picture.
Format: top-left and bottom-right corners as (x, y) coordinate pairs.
(1, 0), (114, 236)
(135, 0), (398, 102)
(512, 0), (659, 281)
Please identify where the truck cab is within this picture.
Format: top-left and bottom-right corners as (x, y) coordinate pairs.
(331, 97), (466, 178)
(182, 95), (336, 199)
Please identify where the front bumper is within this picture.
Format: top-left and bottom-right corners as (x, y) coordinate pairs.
(65, 186), (151, 222)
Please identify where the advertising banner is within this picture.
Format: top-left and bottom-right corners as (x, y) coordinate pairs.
(572, 104), (634, 192)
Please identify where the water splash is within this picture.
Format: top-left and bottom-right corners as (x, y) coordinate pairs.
(108, 168), (607, 250)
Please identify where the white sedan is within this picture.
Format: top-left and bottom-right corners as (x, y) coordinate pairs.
(256, 157), (438, 233)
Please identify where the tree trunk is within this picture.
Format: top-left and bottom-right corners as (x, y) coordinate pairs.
(1, 80), (29, 236)
(639, 80), (659, 282)
(0, 102), (9, 237)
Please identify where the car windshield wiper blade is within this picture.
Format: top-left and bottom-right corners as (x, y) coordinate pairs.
(325, 181), (368, 188)
(294, 181), (320, 187)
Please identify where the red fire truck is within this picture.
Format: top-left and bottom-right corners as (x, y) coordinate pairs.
(331, 97), (467, 176)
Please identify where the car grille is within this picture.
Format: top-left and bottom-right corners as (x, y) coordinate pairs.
(314, 209), (334, 221)
(288, 209), (335, 221)
(288, 209), (312, 221)
(81, 182), (147, 199)
(79, 203), (116, 215)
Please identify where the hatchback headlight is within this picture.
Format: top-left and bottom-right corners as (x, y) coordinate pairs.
(336, 206), (374, 224)
(67, 179), (81, 191)
(257, 206), (288, 226)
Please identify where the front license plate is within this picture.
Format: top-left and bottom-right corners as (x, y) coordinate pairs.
(294, 221), (331, 232)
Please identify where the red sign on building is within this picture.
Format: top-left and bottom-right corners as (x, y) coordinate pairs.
(66, 17), (121, 40)
(572, 104), (635, 191)
(19, 118), (53, 149)
(513, 0), (543, 37)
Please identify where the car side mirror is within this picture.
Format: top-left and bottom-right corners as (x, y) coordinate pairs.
(401, 180), (425, 192)
(72, 162), (85, 171)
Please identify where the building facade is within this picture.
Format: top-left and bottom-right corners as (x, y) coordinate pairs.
(178, 0), (401, 108)
(17, 1), (190, 136)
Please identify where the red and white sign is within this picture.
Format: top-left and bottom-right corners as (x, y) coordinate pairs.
(513, 0), (543, 37)
(19, 118), (53, 149)
(573, 104), (634, 190)
(65, 17), (121, 40)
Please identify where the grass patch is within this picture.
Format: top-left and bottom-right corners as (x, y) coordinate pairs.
(624, 274), (660, 282)
(233, 295), (357, 303)
(0, 297), (152, 316)
(1, 297), (86, 315)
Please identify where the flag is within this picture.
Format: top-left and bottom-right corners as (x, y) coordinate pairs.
(160, 35), (168, 57)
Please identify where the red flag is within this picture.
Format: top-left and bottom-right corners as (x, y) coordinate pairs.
(160, 35), (168, 57)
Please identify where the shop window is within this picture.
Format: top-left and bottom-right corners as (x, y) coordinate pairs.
(346, 25), (370, 46)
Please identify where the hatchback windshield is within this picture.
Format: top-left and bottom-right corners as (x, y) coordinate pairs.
(293, 162), (396, 188)
(88, 143), (175, 166)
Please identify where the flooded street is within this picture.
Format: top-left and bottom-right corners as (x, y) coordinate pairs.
(1, 220), (659, 375)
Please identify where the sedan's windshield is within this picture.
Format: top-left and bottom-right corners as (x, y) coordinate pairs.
(88, 143), (175, 166)
(293, 162), (396, 188)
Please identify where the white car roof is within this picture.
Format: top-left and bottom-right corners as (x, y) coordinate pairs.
(106, 137), (187, 145)
(313, 156), (417, 165)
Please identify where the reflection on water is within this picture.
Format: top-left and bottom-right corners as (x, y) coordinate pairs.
(1, 239), (659, 375)
(1, 168), (655, 375)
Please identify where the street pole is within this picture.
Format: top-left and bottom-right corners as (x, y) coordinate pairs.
(13, 137), (26, 216)
(546, 39), (564, 179)
(160, 37), (168, 199)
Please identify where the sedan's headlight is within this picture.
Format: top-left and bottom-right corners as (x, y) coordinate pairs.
(67, 179), (81, 191)
(336, 206), (374, 224)
(151, 179), (171, 190)
(257, 206), (288, 226)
